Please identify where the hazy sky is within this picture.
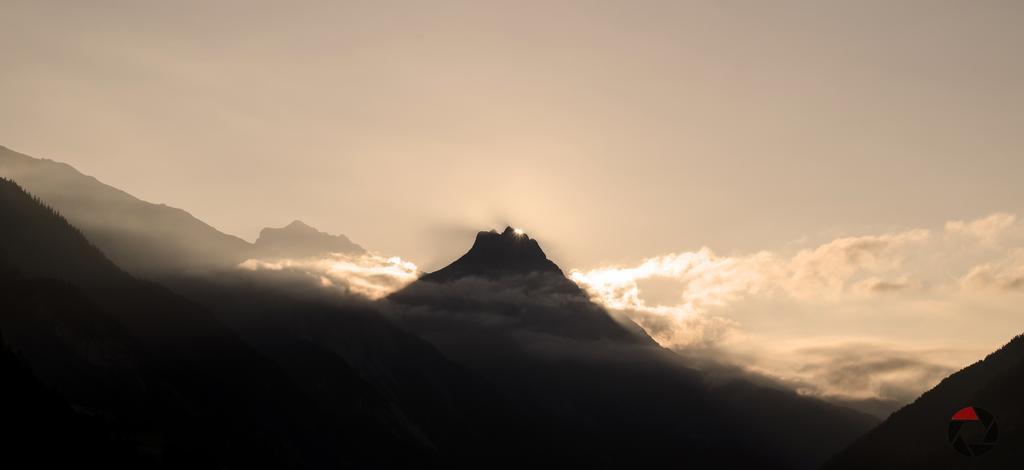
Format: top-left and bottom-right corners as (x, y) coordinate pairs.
(3, 0), (1022, 270)
(4, 1), (1024, 403)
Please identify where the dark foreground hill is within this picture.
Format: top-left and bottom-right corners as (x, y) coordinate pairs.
(824, 333), (1024, 469)
(0, 331), (146, 468)
(0, 178), (437, 467)
(389, 227), (878, 469)
(162, 270), (553, 467)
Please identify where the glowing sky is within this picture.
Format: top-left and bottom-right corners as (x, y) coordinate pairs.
(3, 1), (1022, 270)
(4, 1), (1024, 403)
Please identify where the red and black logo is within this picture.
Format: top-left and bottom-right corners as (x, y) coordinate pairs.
(948, 406), (998, 457)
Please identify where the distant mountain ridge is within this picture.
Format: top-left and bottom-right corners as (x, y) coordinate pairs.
(253, 219), (364, 258)
(0, 145), (362, 277)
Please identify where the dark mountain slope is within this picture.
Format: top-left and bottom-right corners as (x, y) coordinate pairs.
(0, 273), (149, 414)
(389, 226), (877, 469)
(0, 177), (429, 467)
(0, 331), (147, 468)
(166, 270), (551, 466)
(824, 333), (1024, 469)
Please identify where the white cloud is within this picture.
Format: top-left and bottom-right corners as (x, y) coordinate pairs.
(569, 228), (931, 347)
(783, 229), (929, 299)
(239, 252), (420, 299)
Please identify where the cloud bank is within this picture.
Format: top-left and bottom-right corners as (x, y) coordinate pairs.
(231, 213), (1024, 408)
(570, 213), (1024, 404)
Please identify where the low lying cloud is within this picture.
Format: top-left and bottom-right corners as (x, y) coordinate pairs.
(570, 213), (1024, 403)
(786, 342), (956, 403)
(961, 248), (1024, 292)
(230, 214), (1024, 406)
(238, 252), (419, 300)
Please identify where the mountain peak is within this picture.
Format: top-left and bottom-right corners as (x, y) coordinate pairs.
(421, 226), (562, 282)
(284, 219), (313, 231)
(500, 225), (522, 235)
(253, 220), (364, 258)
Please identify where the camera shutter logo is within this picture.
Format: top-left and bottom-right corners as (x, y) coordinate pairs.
(948, 406), (998, 457)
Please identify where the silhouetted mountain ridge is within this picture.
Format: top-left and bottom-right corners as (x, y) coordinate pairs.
(421, 226), (562, 282)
